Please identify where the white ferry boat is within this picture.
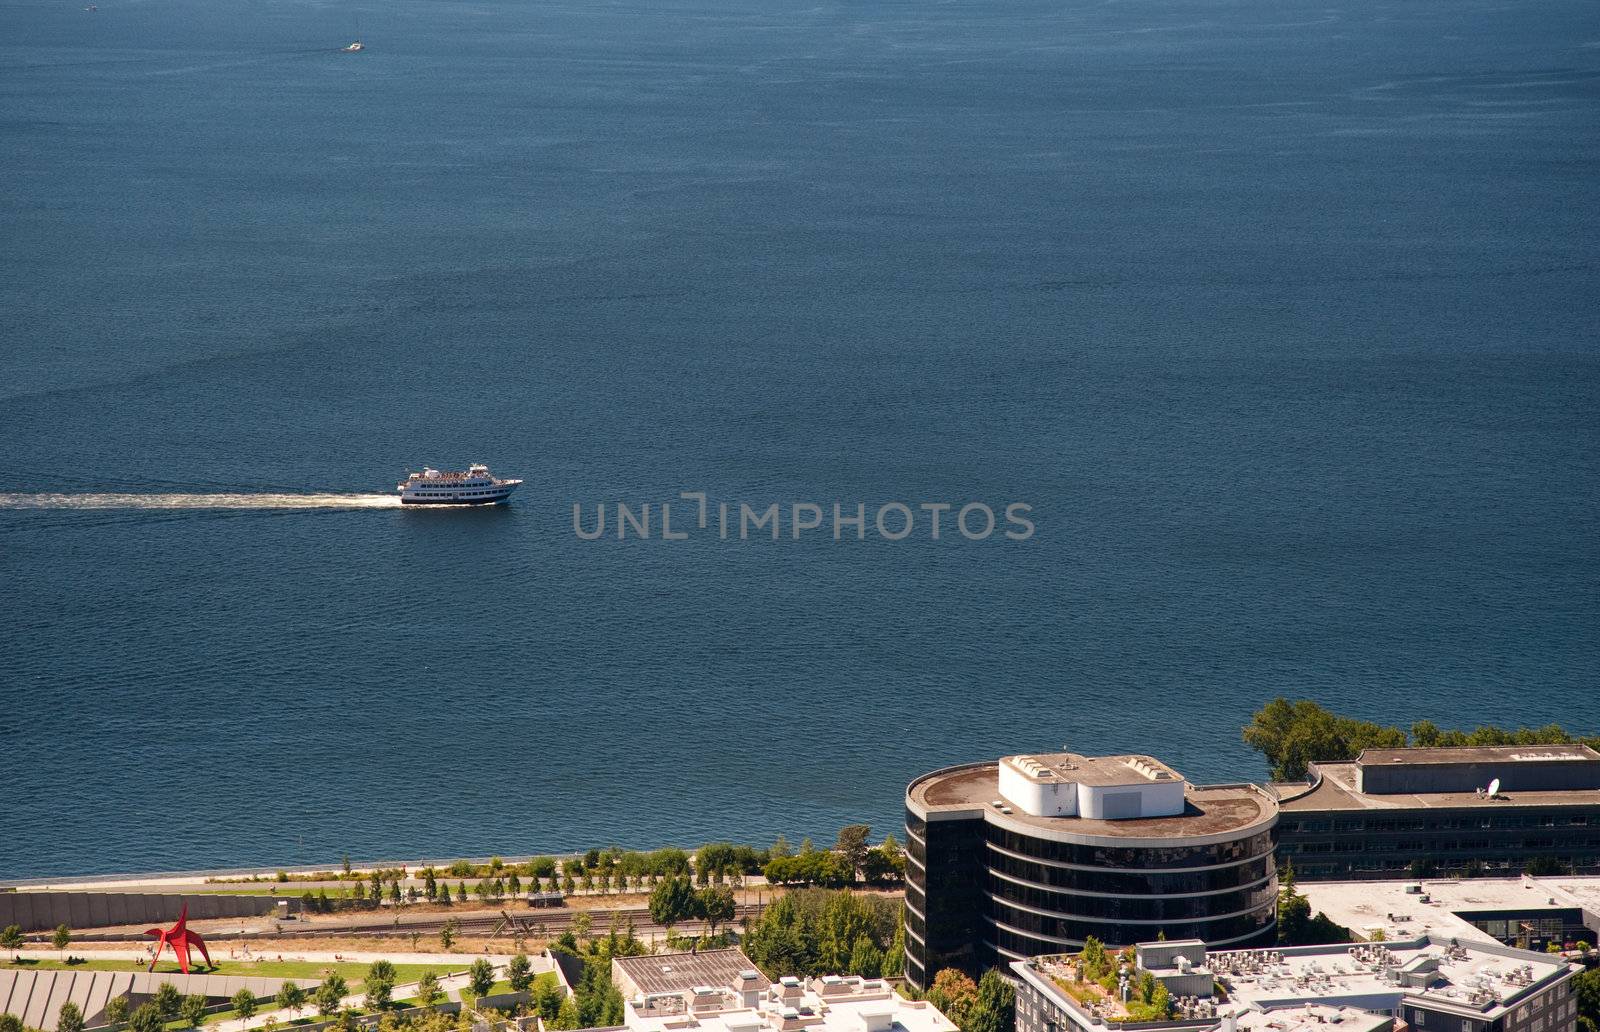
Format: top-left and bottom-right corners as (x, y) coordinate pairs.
(397, 464), (522, 505)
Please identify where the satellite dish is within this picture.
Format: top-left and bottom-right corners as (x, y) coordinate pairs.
(1487, 778), (1501, 797)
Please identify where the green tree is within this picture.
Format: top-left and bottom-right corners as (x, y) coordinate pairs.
(508, 953), (534, 993)
(847, 935), (883, 978)
(364, 959), (396, 1010)
(153, 982), (182, 1019)
(550, 997), (580, 1031)
(57, 1001), (86, 1032)
(275, 981), (306, 1016)
(456, 882), (468, 903)
(1242, 698), (1407, 781)
(1573, 967), (1599, 1032)
(52, 923), (72, 951)
(835, 825), (872, 883)
(231, 988), (258, 1021)
(180, 995), (208, 1028)
(468, 958), (496, 998)
(649, 876), (700, 935)
(416, 971), (442, 1010)
(0, 1014), (24, 1032)
(104, 996), (130, 1029)
(699, 886), (736, 936)
(128, 1004), (165, 1032)
(315, 975), (347, 1017)
(535, 979), (564, 1021)
(926, 970), (979, 1029)
(882, 916), (907, 978)
(818, 892), (875, 972)
(965, 970), (1016, 1032)
(0, 924), (23, 950)
(1278, 864), (1351, 945)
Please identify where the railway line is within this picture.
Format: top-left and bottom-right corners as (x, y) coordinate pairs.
(51, 903), (768, 944)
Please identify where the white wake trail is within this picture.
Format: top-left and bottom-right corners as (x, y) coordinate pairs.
(0, 493), (402, 510)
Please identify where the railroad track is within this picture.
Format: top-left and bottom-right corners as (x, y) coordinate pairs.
(56, 904), (767, 943)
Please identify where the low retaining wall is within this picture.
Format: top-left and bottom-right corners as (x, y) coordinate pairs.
(0, 892), (289, 933)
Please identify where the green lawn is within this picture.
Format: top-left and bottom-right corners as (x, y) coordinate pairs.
(459, 972), (555, 1007)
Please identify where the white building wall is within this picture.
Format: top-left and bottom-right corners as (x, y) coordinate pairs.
(999, 763), (1079, 816)
(1078, 779), (1186, 819)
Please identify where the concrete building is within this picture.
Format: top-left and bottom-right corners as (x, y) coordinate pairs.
(610, 950), (957, 1032)
(1011, 935), (1579, 1032)
(1296, 874), (1600, 950)
(904, 753), (1280, 988)
(1275, 746), (1600, 881)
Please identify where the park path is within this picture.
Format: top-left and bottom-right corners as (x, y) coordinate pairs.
(210, 961), (526, 1032)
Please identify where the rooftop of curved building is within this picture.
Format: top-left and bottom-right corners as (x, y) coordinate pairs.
(908, 759), (1278, 843)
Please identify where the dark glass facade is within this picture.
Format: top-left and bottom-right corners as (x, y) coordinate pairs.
(983, 821), (1278, 961)
(906, 797), (1278, 988)
(1278, 805), (1600, 880)
(905, 808), (988, 989)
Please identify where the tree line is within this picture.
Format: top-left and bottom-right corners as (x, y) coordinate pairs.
(1243, 698), (1599, 782)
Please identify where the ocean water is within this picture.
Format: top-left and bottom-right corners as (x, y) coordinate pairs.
(1, 0), (1597, 881)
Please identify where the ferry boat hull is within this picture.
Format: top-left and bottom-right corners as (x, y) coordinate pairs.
(400, 487), (517, 506)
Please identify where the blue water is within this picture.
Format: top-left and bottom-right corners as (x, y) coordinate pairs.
(1, 0), (1597, 882)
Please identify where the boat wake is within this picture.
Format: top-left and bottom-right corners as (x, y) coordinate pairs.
(0, 492), (402, 510)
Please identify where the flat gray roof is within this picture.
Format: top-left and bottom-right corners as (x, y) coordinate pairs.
(1357, 745), (1600, 766)
(1279, 762), (1600, 811)
(614, 949), (759, 996)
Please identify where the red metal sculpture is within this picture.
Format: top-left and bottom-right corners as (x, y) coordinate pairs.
(144, 904), (212, 973)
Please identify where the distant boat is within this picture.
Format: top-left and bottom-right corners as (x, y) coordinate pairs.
(342, 12), (363, 51)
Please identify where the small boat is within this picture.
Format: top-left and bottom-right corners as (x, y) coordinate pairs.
(397, 464), (522, 505)
(342, 40), (363, 52)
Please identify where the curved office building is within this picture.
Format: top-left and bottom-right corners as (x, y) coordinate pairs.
(904, 752), (1279, 989)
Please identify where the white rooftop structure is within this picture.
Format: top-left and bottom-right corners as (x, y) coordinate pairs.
(998, 753), (1187, 819)
(620, 967), (957, 1032)
(1231, 1005), (1392, 1032)
(1209, 937), (1571, 1021)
